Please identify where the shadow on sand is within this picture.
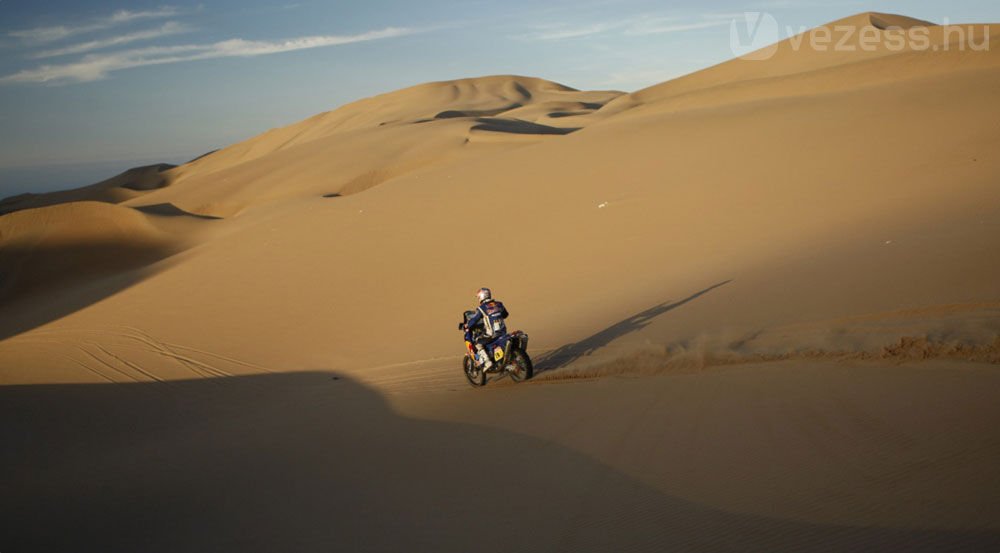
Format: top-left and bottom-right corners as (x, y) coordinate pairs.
(471, 117), (580, 135)
(133, 202), (222, 220)
(0, 204), (216, 341)
(2, 372), (995, 552)
(0, 245), (175, 341)
(536, 280), (732, 373)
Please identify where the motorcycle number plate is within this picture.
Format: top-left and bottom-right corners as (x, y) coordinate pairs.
(494, 347), (504, 361)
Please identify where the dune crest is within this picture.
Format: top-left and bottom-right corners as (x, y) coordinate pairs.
(864, 12), (934, 30)
(120, 76), (621, 216)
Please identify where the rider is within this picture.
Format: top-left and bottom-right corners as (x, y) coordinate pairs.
(464, 287), (509, 371)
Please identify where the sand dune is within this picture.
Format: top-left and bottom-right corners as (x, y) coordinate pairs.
(602, 14), (999, 119)
(1, 11), (999, 551)
(1, 11), (997, 378)
(123, 76), (622, 216)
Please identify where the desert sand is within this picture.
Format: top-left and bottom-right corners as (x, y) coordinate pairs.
(2, 13), (999, 551)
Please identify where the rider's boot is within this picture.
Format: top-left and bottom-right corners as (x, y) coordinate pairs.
(475, 343), (494, 371)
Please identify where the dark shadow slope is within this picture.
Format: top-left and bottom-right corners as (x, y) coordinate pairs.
(0, 244), (178, 341)
(471, 117), (580, 135)
(133, 202), (222, 220)
(1, 372), (995, 552)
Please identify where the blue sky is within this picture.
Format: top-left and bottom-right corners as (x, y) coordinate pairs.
(1, 0), (998, 194)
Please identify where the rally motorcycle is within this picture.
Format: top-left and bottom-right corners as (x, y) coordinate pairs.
(458, 310), (533, 387)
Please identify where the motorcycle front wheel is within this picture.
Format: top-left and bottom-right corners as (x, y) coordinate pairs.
(463, 355), (486, 387)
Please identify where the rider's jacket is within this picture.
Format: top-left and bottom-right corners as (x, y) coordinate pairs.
(464, 300), (509, 343)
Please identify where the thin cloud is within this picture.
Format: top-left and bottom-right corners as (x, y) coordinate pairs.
(33, 22), (192, 58)
(1, 27), (418, 85)
(625, 20), (729, 36)
(516, 22), (624, 41)
(516, 14), (733, 41)
(9, 7), (182, 44)
(752, 0), (863, 9)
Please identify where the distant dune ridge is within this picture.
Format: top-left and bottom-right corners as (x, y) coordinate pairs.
(2, 12), (1000, 552)
(0, 162), (175, 215)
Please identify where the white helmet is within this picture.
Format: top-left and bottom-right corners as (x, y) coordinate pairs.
(476, 287), (492, 304)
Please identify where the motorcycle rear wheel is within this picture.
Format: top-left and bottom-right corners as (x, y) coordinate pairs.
(463, 355), (486, 387)
(508, 349), (534, 382)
